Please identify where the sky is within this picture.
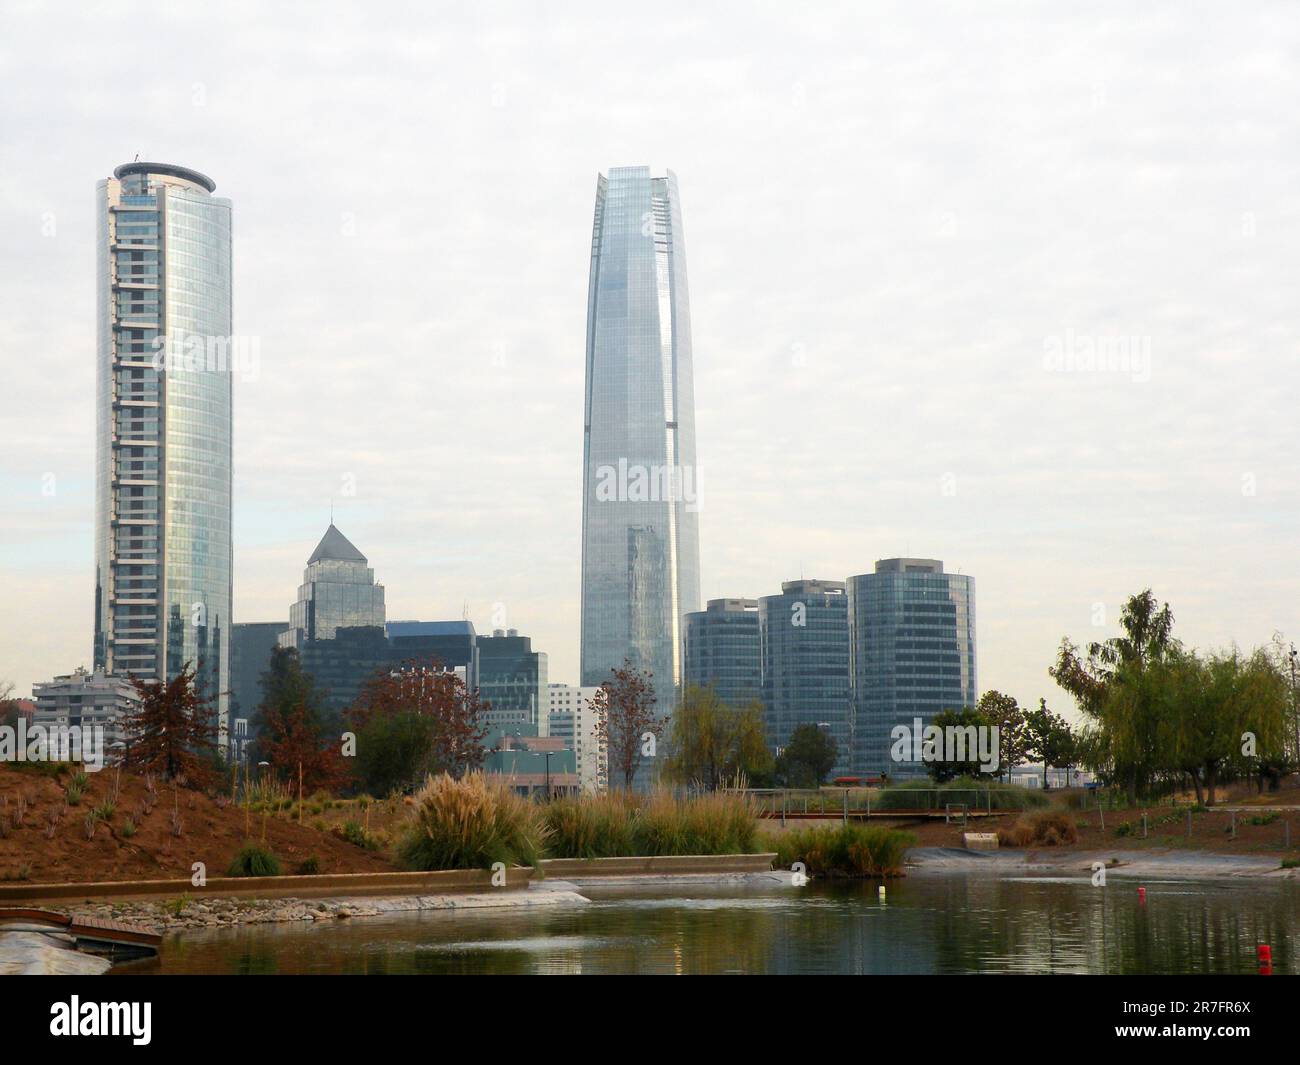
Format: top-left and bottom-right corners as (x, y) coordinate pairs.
(2, 1), (1297, 720)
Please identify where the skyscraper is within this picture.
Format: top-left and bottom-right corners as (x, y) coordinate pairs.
(848, 558), (977, 778)
(580, 166), (701, 718)
(279, 524), (386, 650)
(759, 580), (853, 778)
(93, 162), (233, 742)
(684, 598), (762, 708)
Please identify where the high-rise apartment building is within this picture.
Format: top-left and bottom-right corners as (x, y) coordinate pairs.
(93, 162), (233, 742)
(580, 166), (701, 720)
(848, 559), (976, 778)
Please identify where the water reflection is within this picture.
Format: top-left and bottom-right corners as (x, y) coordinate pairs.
(114, 874), (1297, 976)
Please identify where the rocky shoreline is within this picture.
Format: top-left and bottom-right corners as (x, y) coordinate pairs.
(68, 888), (589, 935)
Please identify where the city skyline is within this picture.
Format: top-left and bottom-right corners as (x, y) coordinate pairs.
(3, 4), (1297, 723)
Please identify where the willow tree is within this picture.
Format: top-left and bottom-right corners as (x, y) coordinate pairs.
(664, 684), (772, 791)
(1050, 589), (1178, 802)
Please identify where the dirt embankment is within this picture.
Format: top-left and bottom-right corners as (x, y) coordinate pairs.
(0, 764), (396, 884)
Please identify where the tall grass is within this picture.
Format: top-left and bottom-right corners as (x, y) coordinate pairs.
(633, 790), (761, 856)
(227, 842), (282, 877)
(541, 789), (762, 858)
(398, 772), (550, 871)
(543, 792), (640, 858)
(996, 809), (1078, 847)
(768, 824), (915, 877)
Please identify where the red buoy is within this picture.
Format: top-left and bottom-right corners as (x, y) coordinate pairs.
(1138, 887), (1146, 903)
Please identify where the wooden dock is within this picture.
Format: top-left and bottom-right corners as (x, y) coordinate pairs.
(0, 907), (161, 956)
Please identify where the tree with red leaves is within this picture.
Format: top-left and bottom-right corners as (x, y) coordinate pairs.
(124, 664), (220, 785)
(590, 660), (660, 790)
(260, 701), (351, 794)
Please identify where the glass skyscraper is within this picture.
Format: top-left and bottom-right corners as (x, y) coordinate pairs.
(758, 580), (852, 778)
(93, 162), (233, 742)
(580, 166), (701, 718)
(848, 558), (977, 778)
(684, 598), (762, 708)
(280, 524), (386, 650)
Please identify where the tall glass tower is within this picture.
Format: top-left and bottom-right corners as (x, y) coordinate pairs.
(93, 162), (233, 743)
(580, 166), (701, 718)
(848, 558), (977, 778)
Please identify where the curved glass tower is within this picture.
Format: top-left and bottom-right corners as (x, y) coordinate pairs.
(580, 166), (701, 716)
(93, 162), (233, 744)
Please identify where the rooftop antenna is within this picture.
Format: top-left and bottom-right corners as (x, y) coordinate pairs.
(134, 152), (140, 162)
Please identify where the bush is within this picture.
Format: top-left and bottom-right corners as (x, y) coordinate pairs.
(65, 782), (84, 806)
(296, 855), (321, 875)
(543, 793), (639, 858)
(398, 772), (549, 871)
(633, 791), (761, 856)
(227, 842), (282, 877)
(335, 819), (380, 851)
(997, 809), (1079, 847)
(768, 824), (914, 877)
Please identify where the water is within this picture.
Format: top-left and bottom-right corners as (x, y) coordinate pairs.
(113, 873), (1299, 975)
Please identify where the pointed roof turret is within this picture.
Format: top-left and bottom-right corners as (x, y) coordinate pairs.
(307, 523), (367, 565)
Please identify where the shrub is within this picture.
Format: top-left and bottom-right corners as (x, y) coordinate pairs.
(543, 793), (640, 858)
(65, 782), (84, 806)
(997, 809), (1079, 847)
(336, 819), (380, 851)
(768, 824), (914, 877)
(120, 817), (137, 839)
(633, 790), (761, 856)
(227, 842), (282, 877)
(296, 855), (321, 875)
(398, 772), (549, 871)
(93, 799), (116, 820)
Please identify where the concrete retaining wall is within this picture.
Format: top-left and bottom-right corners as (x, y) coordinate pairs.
(0, 854), (777, 904)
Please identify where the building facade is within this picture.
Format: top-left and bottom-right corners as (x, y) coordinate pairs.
(279, 524), (385, 650)
(759, 580), (852, 778)
(230, 621), (288, 724)
(32, 668), (141, 764)
(848, 559), (977, 778)
(580, 166), (701, 720)
(93, 162), (233, 743)
(547, 682), (607, 793)
(477, 630), (548, 739)
(684, 598), (762, 707)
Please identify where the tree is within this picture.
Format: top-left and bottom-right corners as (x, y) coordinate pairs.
(348, 659), (489, 790)
(976, 690), (1028, 782)
(664, 685), (773, 790)
(925, 707), (995, 782)
(123, 664), (220, 784)
(351, 710), (438, 797)
(253, 646), (328, 759)
(776, 723), (838, 788)
(1162, 648), (1288, 806)
(1023, 698), (1077, 789)
(1050, 589), (1177, 801)
(259, 701), (351, 795)
(590, 661), (660, 790)
(0, 680), (18, 731)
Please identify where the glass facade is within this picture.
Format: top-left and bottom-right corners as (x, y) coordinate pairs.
(280, 524), (386, 649)
(684, 598), (762, 708)
(580, 167), (701, 719)
(759, 580), (853, 778)
(93, 162), (232, 742)
(848, 559), (977, 778)
(477, 631), (549, 739)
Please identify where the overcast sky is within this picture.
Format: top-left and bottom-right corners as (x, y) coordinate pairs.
(2, 1), (1297, 718)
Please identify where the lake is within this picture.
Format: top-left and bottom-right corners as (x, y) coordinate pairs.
(113, 872), (1298, 975)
